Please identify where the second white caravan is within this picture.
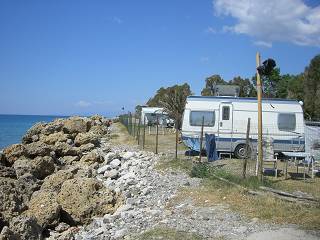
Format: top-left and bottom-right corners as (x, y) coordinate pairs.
(181, 96), (305, 158)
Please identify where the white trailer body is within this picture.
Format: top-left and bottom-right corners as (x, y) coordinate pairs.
(181, 96), (305, 158)
(140, 107), (172, 126)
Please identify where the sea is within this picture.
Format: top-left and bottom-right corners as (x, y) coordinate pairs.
(0, 115), (67, 150)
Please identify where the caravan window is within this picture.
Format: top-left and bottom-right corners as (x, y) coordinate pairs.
(222, 106), (230, 120)
(190, 111), (215, 127)
(278, 113), (296, 131)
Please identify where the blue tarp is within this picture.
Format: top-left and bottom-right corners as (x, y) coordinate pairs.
(205, 134), (219, 162)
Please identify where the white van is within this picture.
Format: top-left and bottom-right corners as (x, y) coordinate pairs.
(181, 96), (305, 158)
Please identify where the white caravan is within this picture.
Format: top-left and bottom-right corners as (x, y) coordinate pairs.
(141, 107), (173, 127)
(181, 96), (305, 158)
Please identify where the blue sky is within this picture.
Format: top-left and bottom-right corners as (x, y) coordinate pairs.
(0, 0), (319, 116)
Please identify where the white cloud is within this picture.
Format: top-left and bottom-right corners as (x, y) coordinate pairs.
(205, 26), (217, 34)
(254, 41), (272, 48)
(200, 56), (210, 62)
(213, 0), (320, 47)
(112, 16), (123, 24)
(75, 100), (91, 107)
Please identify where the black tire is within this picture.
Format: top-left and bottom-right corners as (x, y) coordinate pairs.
(234, 144), (251, 159)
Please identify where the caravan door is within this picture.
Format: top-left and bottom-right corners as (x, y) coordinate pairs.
(219, 103), (233, 133)
(218, 103), (233, 151)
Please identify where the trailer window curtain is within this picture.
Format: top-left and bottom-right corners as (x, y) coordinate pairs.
(190, 111), (215, 127)
(278, 113), (296, 131)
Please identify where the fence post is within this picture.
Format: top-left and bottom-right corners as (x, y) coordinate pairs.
(137, 116), (141, 145)
(243, 118), (251, 179)
(155, 116), (159, 154)
(199, 116), (205, 162)
(133, 116), (136, 138)
(175, 126), (178, 160)
(143, 116), (146, 149)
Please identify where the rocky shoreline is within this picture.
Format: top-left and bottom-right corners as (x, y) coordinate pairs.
(0, 116), (119, 239)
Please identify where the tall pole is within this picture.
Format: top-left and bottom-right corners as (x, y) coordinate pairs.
(256, 52), (263, 181)
(155, 116), (159, 154)
(199, 116), (205, 162)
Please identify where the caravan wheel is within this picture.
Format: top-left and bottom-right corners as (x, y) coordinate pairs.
(234, 144), (251, 159)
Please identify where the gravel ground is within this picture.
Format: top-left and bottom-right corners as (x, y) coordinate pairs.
(74, 125), (320, 240)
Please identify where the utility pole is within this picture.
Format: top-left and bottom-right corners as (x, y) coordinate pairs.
(256, 52), (263, 181)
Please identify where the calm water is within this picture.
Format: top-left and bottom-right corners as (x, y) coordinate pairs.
(0, 115), (67, 150)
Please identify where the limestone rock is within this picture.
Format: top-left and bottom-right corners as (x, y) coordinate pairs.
(97, 165), (112, 174)
(0, 166), (16, 178)
(3, 144), (26, 165)
(40, 170), (74, 193)
(40, 132), (69, 145)
(13, 156), (54, 180)
(9, 216), (43, 240)
(104, 169), (118, 179)
(78, 143), (95, 154)
(0, 177), (27, 225)
(25, 142), (52, 158)
(54, 142), (79, 157)
(25, 191), (61, 228)
(61, 156), (80, 164)
(57, 178), (117, 224)
(62, 117), (89, 134)
(110, 159), (121, 168)
(80, 152), (102, 165)
(74, 132), (99, 147)
(22, 123), (45, 144)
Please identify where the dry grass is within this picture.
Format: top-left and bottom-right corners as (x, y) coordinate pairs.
(135, 227), (223, 240)
(168, 178), (320, 230)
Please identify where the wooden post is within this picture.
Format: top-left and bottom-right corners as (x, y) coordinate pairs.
(137, 116), (141, 145)
(256, 52), (264, 181)
(175, 127), (178, 160)
(243, 118), (251, 179)
(129, 112), (132, 134)
(199, 116), (205, 162)
(155, 116), (159, 154)
(133, 116), (136, 137)
(143, 116), (146, 149)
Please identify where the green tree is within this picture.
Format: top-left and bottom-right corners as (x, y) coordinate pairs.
(287, 74), (304, 101)
(230, 76), (256, 97)
(201, 75), (226, 96)
(304, 55), (320, 120)
(146, 87), (167, 107)
(156, 83), (192, 159)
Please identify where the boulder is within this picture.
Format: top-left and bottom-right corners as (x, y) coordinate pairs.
(0, 166), (16, 178)
(14, 156), (55, 180)
(3, 144), (26, 165)
(88, 125), (108, 135)
(22, 123), (45, 144)
(0, 177), (27, 225)
(104, 169), (118, 179)
(62, 117), (89, 134)
(54, 142), (79, 157)
(97, 165), (112, 174)
(61, 156), (79, 164)
(110, 159), (121, 168)
(40, 119), (64, 136)
(40, 170), (74, 193)
(31, 156), (55, 180)
(39, 132), (69, 145)
(74, 132), (99, 147)
(25, 142), (52, 158)
(78, 143), (95, 153)
(79, 152), (102, 165)
(24, 191), (61, 228)
(9, 216), (43, 240)
(121, 152), (135, 160)
(104, 152), (117, 163)
(57, 178), (117, 224)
